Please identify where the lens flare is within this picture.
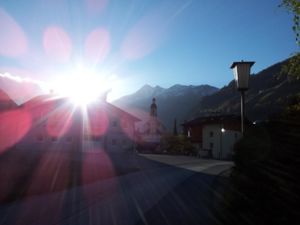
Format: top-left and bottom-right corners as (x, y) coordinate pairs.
(0, 8), (28, 57)
(81, 151), (116, 204)
(87, 107), (109, 136)
(43, 26), (72, 63)
(46, 106), (74, 138)
(84, 28), (110, 64)
(0, 109), (32, 154)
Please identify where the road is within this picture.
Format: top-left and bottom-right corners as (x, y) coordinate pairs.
(140, 154), (233, 175)
(0, 153), (233, 225)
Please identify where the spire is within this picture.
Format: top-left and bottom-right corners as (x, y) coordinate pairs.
(150, 97), (157, 117)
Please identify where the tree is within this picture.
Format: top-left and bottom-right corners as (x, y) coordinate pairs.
(173, 118), (178, 136)
(280, 0), (300, 79)
(281, 0), (300, 44)
(216, 122), (300, 225)
(160, 134), (194, 155)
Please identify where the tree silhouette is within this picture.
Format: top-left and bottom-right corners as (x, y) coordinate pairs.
(280, 0), (300, 79)
(173, 118), (178, 136)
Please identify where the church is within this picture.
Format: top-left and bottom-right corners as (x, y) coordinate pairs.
(137, 98), (166, 147)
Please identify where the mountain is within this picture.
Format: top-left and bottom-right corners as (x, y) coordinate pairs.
(0, 89), (17, 111)
(189, 58), (300, 121)
(113, 84), (219, 130)
(0, 75), (43, 104)
(125, 84), (165, 103)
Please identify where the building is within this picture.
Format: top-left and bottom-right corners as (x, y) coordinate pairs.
(182, 115), (242, 159)
(136, 98), (166, 151)
(2, 93), (140, 153)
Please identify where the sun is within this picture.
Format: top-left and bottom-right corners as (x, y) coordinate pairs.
(67, 74), (100, 105)
(53, 64), (110, 106)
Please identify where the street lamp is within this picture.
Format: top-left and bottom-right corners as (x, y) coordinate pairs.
(230, 60), (255, 135)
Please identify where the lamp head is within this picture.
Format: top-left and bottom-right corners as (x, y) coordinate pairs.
(230, 61), (255, 91)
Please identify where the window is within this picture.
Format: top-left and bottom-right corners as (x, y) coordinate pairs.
(84, 135), (90, 141)
(210, 142), (214, 149)
(66, 136), (73, 142)
(51, 136), (58, 142)
(210, 131), (214, 137)
(92, 136), (101, 142)
(36, 134), (44, 142)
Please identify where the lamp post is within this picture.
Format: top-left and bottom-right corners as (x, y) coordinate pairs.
(230, 61), (255, 135)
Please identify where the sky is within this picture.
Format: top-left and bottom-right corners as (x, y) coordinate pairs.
(0, 0), (298, 102)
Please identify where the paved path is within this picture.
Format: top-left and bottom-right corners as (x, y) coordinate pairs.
(140, 154), (234, 175)
(0, 154), (232, 225)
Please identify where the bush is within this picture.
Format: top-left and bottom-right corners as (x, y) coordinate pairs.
(160, 134), (194, 155)
(217, 122), (300, 225)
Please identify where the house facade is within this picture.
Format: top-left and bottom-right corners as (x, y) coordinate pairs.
(182, 115), (242, 159)
(5, 94), (140, 153)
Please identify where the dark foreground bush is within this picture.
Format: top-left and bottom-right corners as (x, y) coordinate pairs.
(216, 121), (300, 225)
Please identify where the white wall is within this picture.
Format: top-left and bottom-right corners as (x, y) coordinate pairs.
(202, 124), (242, 159)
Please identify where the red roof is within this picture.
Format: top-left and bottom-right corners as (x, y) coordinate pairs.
(22, 94), (140, 122)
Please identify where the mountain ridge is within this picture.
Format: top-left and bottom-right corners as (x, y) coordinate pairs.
(113, 84), (219, 130)
(0, 75), (43, 104)
(189, 58), (300, 121)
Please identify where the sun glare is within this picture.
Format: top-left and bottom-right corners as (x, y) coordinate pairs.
(53, 64), (110, 106)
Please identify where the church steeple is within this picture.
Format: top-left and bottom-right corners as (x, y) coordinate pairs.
(150, 98), (157, 117)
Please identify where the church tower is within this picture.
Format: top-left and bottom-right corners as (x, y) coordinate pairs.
(139, 97), (166, 145)
(150, 98), (157, 117)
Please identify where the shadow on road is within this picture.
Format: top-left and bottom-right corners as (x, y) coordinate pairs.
(0, 149), (228, 225)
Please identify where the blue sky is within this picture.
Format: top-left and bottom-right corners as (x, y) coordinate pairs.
(0, 0), (298, 101)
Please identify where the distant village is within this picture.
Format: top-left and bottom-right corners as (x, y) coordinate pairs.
(0, 89), (243, 160)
